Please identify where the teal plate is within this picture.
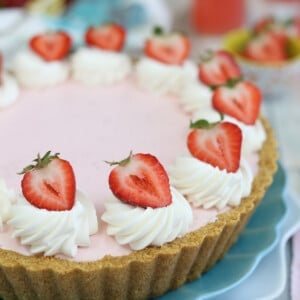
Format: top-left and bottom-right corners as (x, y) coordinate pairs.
(0, 164), (286, 300)
(158, 163), (287, 300)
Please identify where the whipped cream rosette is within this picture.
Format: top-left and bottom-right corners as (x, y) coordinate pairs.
(178, 81), (213, 113)
(0, 179), (16, 231)
(102, 152), (193, 250)
(13, 31), (72, 88)
(169, 116), (254, 209)
(0, 53), (19, 108)
(71, 23), (132, 85)
(135, 27), (197, 95)
(8, 151), (98, 257)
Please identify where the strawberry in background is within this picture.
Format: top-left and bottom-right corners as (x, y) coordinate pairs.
(30, 31), (72, 61)
(242, 32), (288, 63)
(198, 50), (242, 87)
(144, 27), (190, 65)
(85, 23), (126, 52)
(0, 0), (28, 7)
(242, 15), (300, 63)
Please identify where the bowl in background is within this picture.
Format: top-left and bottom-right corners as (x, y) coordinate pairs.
(223, 29), (300, 99)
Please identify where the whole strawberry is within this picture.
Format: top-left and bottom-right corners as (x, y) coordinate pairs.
(198, 50), (242, 86)
(85, 23), (126, 51)
(212, 80), (261, 125)
(187, 117), (242, 173)
(144, 27), (190, 65)
(19, 151), (76, 211)
(107, 152), (172, 208)
(30, 31), (72, 62)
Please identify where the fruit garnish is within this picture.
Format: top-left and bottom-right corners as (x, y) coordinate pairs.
(242, 31), (288, 63)
(144, 26), (190, 65)
(212, 80), (261, 125)
(187, 116), (242, 173)
(106, 152), (172, 208)
(85, 23), (126, 51)
(19, 151), (76, 211)
(198, 50), (242, 87)
(30, 31), (72, 62)
(253, 15), (300, 39)
(253, 16), (276, 34)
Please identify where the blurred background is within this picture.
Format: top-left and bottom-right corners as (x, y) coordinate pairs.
(0, 0), (300, 60)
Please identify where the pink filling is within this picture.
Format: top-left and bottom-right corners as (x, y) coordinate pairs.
(0, 78), (248, 261)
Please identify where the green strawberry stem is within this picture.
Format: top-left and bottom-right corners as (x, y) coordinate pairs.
(153, 26), (164, 36)
(105, 151), (133, 167)
(199, 49), (214, 63)
(210, 76), (244, 90)
(18, 151), (60, 174)
(190, 113), (224, 129)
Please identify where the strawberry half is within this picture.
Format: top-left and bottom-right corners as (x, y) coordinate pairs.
(144, 27), (190, 65)
(29, 31), (72, 62)
(85, 23), (126, 51)
(19, 151), (76, 211)
(212, 81), (261, 125)
(187, 118), (242, 173)
(253, 16), (275, 34)
(198, 50), (242, 87)
(242, 32), (288, 63)
(107, 152), (172, 208)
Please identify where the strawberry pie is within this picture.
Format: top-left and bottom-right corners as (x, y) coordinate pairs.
(0, 28), (278, 300)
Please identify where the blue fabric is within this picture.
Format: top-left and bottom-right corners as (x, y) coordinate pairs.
(48, 0), (148, 33)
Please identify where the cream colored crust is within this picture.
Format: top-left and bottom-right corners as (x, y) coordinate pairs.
(0, 117), (278, 300)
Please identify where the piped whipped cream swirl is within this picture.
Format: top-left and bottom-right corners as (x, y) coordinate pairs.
(71, 48), (132, 85)
(192, 108), (266, 155)
(178, 82), (213, 113)
(169, 157), (253, 209)
(13, 50), (69, 88)
(135, 57), (198, 96)
(102, 187), (193, 250)
(0, 72), (19, 108)
(8, 190), (98, 257)
(0, 179), (16, 231)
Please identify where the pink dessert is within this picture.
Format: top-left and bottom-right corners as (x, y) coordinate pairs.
(0, 78), (225, 261)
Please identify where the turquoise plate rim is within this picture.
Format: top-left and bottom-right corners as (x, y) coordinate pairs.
(158, 163), (287, 300)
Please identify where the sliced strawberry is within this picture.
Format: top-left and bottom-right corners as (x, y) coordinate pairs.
(85, 23), (126, 51)
(242, 32), (288, 63)
(253, 16), (275, 34)
(187, 120), (242, 173)
(107, 152), (172, 208)
(212, 81), (261, 125)
(295, 16), (300, 37)
(29, 31), (72, 62)
(19, 151), (76, 211)
(144, 27), (190, 65)
(198, 50), (242, 86)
